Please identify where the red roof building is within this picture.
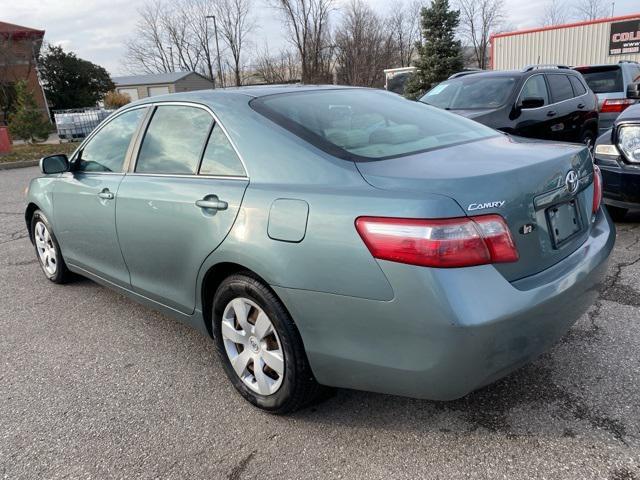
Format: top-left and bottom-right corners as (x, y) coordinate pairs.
(0, 21), (49, 124)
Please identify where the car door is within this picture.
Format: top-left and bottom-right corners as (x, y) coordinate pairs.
(545, 73), (578, 142)
(115, 103), (249, 314)
(53, 107), (148, 286)
(512, 74), (551, 139)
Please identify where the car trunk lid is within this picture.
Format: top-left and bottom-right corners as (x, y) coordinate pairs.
(355, 134), (595, 282)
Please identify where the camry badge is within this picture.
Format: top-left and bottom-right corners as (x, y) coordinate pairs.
(467, 201), (506, 211)
(565, 170), (579, 194)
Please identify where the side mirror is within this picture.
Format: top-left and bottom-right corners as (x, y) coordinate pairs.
(627, 82), (640, 100)
(519, 97), (545, 109)
(40, 154), (69, 175)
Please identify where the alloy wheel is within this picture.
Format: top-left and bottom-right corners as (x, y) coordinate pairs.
(221, 297), (285, 395)
(34, 221), (57, 276)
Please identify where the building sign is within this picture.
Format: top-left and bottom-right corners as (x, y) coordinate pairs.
(609, 19), (640, 55)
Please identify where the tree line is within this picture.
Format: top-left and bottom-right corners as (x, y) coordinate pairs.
(123, 0), (508, 87)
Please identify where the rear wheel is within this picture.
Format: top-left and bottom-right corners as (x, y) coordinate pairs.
(31, 210), (71, 283)
(212, 273), (324, 413)
(606, 205), (628, 222)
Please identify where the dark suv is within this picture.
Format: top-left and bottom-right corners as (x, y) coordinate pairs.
(420, 65), (599, 146)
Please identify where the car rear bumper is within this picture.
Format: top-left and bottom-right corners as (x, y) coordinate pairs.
(274, 209), (614, 400)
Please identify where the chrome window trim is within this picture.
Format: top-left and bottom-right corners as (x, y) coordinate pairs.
(128, 100), (249, 179)
(69, 105), (151, 174)
(515, 73), (590, 111)
(126, 172), (248, 181)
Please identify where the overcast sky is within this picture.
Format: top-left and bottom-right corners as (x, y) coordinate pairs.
(3, 0), (639, 76)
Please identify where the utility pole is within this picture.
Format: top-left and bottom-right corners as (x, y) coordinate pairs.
(206, 15), (224, 88)
(610, 1), (615, 17)
(204, 16), (215, 88)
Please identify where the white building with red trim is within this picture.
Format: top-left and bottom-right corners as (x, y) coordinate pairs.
(490, 13), (640, 70)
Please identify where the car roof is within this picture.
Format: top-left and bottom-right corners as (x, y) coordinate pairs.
(450, 69), (580, 80)
(125, 84), (362, 109)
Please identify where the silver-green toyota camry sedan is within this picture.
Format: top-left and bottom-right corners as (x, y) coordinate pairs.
(26, 85), (614, 413)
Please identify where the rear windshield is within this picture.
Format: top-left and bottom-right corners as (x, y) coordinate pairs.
(575, 66), (623, 93)
(250, 89), (497, 161)
(420, 76), (517, 109)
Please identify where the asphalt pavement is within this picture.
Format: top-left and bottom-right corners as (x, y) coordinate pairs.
(1, 166), (639, 479)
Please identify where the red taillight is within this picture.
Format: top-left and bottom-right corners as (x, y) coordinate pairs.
(592, 165), (602, 214)
(600, 98), (634, 113)
(355, 214), (519, 268)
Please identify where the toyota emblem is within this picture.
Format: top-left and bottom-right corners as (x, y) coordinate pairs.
(565, 170), (579, 194)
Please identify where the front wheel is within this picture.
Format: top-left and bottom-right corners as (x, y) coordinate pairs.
(212, 273), (324, 414)
(31, 210), (71, 283)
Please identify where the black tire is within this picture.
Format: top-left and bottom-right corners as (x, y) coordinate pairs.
(606, 205), (628, 222)
(30, 210), (71, 284)
(212, 273), (324, 414)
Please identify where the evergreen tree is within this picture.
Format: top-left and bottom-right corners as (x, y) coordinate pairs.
(404, 0), (463, 99)
(39, 45), (114, 110)
(8, 80), (50, 143)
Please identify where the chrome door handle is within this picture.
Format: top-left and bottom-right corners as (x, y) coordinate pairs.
(196, 198), (228, 211)
(98, 190), (114, 200)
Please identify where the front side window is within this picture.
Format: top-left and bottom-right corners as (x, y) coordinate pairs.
(547, 74), (574, 103)
(420, 75), (517, 110)
(76, 108), (145, 172)
(252, 89), (498, 161)
(136, 105), (212, 174)
(518, 75), (549, 105)
(199, 124), (246, 176)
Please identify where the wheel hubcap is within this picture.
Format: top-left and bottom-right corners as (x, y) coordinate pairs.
(34, 221), (57, 276)
(221, 298), (284, 395)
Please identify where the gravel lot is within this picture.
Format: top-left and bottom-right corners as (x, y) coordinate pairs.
(1, 166), (639, 480)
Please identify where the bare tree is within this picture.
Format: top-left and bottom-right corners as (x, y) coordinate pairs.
(254, 48), (301, 84)
(123, 0), (211, 76)
(334, 0), (396, 87)
(456, 0), (504, 70)
(386, 0), (422, 67)
(540, 0), (569, 26)
(270, 0), (335, 83)
(184, 0), (217, 84)
(573, 0), (608, 20)
(214, 0), (256, 86)
(123, 0), (173, 74)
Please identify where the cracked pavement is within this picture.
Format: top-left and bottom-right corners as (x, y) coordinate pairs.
(1, 167), (639, 479)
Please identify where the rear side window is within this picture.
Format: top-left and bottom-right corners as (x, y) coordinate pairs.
(518, 75), (549, 105)
(569, 76), (587, 96)
(547, 74), (574, 102)
(136, 105), (212, 174)
(577, 66), (623, 93)
(252, 89), (498, 161)
(199, 124), (245, 176)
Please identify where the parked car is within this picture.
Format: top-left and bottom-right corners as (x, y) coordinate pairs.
(27, 86), (614, 413)
(594, 97), (640, 220)
(574, 61), (640, 136)
(383, 66), (417, 94)
(420, 65), (599, 147)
